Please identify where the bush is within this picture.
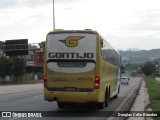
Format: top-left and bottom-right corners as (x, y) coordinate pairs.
(0, 57), (26, 82)
(0, 57), (13, 82)
(142, 62), (156, 76)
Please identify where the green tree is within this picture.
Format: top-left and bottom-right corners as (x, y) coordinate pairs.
(0, 41), (4, 52)
(0, 57), (13, 82)
(142, 62), (156, 76)
(0, 41), (4, 45)
(38, 41), (45, 49)
(29, 44), (38, 49)
(12, 57), (26, 82)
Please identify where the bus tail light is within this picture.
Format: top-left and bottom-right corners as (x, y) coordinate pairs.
(44, 75), (47, 87)
(94, 76), (100, 89)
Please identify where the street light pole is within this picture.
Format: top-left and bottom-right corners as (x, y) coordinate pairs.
(53, 0), (55, 30)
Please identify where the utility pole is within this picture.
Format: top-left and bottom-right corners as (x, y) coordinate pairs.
(53, 0), (55, 30)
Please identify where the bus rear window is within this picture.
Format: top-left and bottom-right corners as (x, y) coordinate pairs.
(57, 62), (87, 68)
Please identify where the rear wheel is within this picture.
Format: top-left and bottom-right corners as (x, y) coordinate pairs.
(57, 102), (65, 108)
(97, 102), (105, 109)
(105, 89), (109, 107)
(97, 89), (109, 109)
(114, 85), (120, 98)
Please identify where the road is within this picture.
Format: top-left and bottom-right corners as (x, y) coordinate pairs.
(0, 77), (141, 120)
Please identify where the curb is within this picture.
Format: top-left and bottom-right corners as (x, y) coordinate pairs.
(107, 79), (142, 120)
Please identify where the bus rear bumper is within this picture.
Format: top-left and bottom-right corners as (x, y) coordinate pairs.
(44, 88), (105, 103)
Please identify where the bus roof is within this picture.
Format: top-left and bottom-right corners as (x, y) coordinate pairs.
(47, 29), (98, 35)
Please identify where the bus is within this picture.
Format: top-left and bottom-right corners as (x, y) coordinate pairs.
(43, 29), (122, 109)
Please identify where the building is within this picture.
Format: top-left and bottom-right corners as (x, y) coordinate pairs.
(25, 49), (44, 80)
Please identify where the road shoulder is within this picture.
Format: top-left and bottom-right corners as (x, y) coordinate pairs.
(0, 83), (43, 95)
(128, 80), (153, 120)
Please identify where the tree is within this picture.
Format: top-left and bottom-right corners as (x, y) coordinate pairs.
(0, 41), (4, 52)
(12, 57), (26, 82)
(0, 57), (13, 82)
(38, 41), (45, 49)
(0, 41), (4, 45)
(142, 62), (156, 76)
(29, 44), (39, 49)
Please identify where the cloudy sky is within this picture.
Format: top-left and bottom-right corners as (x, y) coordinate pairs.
(0, 0), (160, 50)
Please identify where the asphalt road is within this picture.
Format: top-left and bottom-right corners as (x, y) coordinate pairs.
(0, 77), (141, 120)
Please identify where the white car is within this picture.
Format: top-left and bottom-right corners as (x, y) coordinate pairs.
(121, 77), (129, 85)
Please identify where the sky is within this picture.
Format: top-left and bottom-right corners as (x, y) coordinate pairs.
(0, 0), (160, 50)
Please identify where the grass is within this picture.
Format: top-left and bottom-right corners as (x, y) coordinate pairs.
(145, 76), (160, 120)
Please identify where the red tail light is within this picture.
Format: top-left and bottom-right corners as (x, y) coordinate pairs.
(94, 83), (100, 87)
(95, 77), (100, 81)
(94, 76), (100, 89)
(44, 75), (47, 87)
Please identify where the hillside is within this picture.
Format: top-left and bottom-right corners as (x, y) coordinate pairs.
(119, 49), (160, 64)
